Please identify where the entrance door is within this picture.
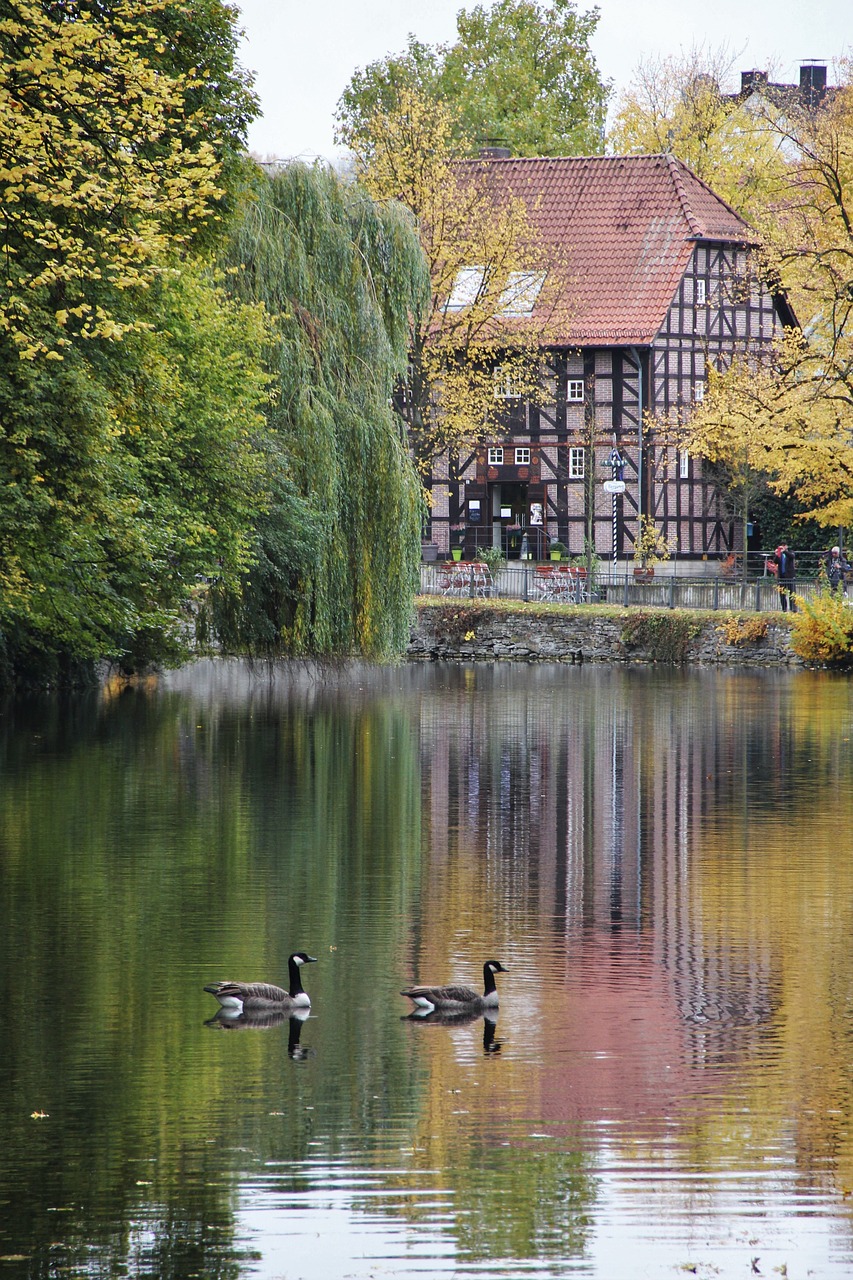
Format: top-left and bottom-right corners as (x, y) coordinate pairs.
(490, 481), (528, 558)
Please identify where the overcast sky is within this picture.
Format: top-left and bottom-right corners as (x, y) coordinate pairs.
(234, 0), (851, 163)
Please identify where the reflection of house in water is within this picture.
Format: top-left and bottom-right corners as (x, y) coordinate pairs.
(416, 668), (784, 1078)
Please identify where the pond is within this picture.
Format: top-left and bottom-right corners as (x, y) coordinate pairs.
(1, 659), (852, 1279)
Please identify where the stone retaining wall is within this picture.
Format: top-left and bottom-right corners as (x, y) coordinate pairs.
(408, 602), (803, 666)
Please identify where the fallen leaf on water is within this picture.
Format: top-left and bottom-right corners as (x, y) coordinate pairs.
(30, 1110), (49, 1120)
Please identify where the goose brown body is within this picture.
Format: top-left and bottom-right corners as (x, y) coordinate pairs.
(401, 960), (506, 1012)
(204, 952), (317, 1011)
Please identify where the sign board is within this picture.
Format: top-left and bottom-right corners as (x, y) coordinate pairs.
(603, 479), (626, 494)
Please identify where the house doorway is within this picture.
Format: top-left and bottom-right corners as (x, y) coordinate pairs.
(489, 481), (543, 558)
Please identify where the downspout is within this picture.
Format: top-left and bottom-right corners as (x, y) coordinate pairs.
(628, 346), (644, 526)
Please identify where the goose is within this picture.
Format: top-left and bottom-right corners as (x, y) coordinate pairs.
(204, 952), (317, 1012)
(400, 960), (506, 1013)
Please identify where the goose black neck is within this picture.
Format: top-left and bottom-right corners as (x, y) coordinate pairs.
(288, 956), (306, 998)
(482, 963), (497, 996)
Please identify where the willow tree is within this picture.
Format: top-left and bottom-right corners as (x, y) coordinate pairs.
(214, 164), (430, 658)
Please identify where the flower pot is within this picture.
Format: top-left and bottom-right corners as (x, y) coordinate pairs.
(550, 551), (562, 561)
(451, 548), (463, 562)
(633, 565), (654, 581)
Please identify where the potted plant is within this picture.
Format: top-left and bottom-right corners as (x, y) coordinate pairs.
(478, 545), (505, 573)
(632, 515), (673, 580)
(449, 522), (465, 561)
(549, 541), (568, 562)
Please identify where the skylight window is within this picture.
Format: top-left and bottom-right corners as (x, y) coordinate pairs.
(446, 267), (486, 311)
(498, 271), (546, 316)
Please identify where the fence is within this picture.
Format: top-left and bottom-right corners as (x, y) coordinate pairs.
(419, 560), (845, 612)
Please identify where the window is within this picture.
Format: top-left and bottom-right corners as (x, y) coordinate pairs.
(493, 365), (523, 399)
(498, 271), (546, 315)
(488, 447), (504, 465)
(569, 447), (585, 479)
(567, 379), (584, 402)
(446, 266), (486, 311)
(696, 278), (707, 305)
(515, 447), (531, 466)
(694, 382), (705, 403)
(679, 450), (690, 479)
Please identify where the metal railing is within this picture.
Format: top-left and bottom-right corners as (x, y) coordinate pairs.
(419, 561), (846, 611)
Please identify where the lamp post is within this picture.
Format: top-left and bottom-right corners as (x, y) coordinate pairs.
(603, 447), (626, 567)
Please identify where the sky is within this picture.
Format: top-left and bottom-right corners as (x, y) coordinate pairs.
(234, 0), (851, 163)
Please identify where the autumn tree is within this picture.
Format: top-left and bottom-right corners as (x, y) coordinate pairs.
(335, 0), (608, 159)
(608, 47), (789, 221)
(663, 68), (853, 542)
(0, 0), (273, 682)
(342, 86), (568, 471)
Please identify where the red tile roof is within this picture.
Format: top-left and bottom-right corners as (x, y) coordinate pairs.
(464, 153), (754, 347)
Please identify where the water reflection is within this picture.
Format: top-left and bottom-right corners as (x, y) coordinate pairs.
(0, 661), (852, 1278)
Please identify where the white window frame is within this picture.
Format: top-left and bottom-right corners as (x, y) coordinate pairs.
(567, 379), (584, 402)
(679, 449), (690, 479)
(487, 446), (504, 466)
(494, 365), (523, 400)
(568, 447), (585, 479)
(694, 382), (705, 403)
(696, 278), (707, 306)
(515, 447), (531, 466)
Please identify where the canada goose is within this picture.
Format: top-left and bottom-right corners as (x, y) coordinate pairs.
(204, 952), (317, 1012)
(400, 960), (506, 1013)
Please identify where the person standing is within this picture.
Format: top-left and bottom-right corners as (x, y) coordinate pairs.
(822, 545), (850, 589)
(772, 543), (797, 612)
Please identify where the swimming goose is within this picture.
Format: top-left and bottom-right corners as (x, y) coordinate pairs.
(204, 952), (317, 1012)
(400, 960), (506, 1013)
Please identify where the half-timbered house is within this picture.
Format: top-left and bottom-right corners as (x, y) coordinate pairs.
(425, 152), (796, 565)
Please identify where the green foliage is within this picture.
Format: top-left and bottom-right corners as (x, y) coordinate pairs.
(335, 0), (608, 159)
(477, 544), (506, 571)
(211, 164), (430, 658)
(440, 0), (608, 155)
(0, 260), (272, 680)
(620, 610), (702, 663)
(789, 587), (853, 665)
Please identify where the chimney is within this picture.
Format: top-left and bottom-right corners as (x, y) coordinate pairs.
(479, 146), (512, 159)
(799, 63), (827, 105)
(740, 69), (768, 95)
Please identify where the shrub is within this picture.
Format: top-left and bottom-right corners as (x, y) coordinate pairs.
(621, 610), (701, 663)
(718, 614), (770, 646)
(789, 588), (853, 664)
(477, 545), (506, 572)
(428, 603), (485, 644)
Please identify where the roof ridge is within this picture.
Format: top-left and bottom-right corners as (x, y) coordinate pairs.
(663, 154), (705, 238)
(663, 153), (754, 240)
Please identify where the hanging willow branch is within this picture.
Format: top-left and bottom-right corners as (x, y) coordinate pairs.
(213, 162), (431, 658)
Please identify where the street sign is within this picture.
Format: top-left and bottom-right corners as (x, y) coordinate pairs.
(603, 479), (626, 494)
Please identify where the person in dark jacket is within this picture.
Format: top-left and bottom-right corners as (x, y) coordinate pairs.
(822, 545), (850, 589)
(772, 543), (797, 611)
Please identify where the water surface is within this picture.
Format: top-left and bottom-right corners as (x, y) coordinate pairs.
(1, 660), (852, 1279)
